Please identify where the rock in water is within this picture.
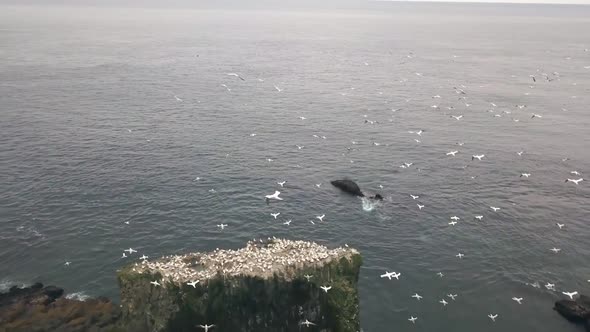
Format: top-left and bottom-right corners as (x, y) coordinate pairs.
(554, 295), (590, 331)
(0, 283), (121, 332)
(117, 239), (362, 332)
(330, 179), (365, 197)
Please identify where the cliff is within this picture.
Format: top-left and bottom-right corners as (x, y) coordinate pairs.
(117, 238), (362, 332)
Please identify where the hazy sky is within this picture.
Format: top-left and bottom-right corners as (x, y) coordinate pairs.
(1, 0), (589, 6)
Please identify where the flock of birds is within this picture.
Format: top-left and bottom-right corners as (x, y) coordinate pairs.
(50, 40), (589, 331)
(181, 60), (587, 329)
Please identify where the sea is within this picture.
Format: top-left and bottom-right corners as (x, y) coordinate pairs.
(1, 2), (590, 331)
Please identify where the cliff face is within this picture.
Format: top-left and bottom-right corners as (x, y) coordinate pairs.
(117, 239), (362, 332)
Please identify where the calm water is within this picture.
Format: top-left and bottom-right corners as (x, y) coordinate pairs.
(1, 3), (590, 331)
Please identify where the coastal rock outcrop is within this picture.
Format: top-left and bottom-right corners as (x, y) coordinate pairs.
(554, 295), (590, 331)
(0, 283), (121, 332)
(117, 238), (362, 332)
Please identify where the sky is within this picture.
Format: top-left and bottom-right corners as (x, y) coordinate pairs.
(1, 0), (589, 6)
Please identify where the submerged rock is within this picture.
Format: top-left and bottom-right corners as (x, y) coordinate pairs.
(554, 295), (590, 331)
(0, 283), (121, 332)
(117, 238), (362, 332)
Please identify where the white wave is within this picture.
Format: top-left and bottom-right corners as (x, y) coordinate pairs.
(65, 292), (90, 301)
(0, 279), (26, 292)
(361, 197), (379, 212)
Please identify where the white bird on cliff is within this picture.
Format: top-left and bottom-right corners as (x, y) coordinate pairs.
(265, 191), (283, 201)
(187, 281), (199, 288)
(320, 286), (332, 293)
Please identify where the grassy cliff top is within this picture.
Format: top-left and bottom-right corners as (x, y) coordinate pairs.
(124, 238), (359, 285)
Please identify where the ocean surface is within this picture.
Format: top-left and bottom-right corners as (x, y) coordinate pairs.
(1, 3), (590, 331)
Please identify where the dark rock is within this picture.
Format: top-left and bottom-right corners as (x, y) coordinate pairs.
(0, 284), (121, 332)
(331, 179), (365, 197)
(43, 286), (64, 300)
(555, 295), (590, 332)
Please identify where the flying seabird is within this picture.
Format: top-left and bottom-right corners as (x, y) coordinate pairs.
(512, 297), (523, 304)
(226, 73), (245, 81)
(488, 314), (498, 322)
(150, 280), (161, 287)
(316, 214), (325, 222)
(490, 206), (501, 212)
(472, 154), (485, 161)
(299, 320), (316, 327)
(274, 85), (283, 92)
(410, 194), (419, 200)
(217, 224), (228, 230)
(412, 293), (423, 300)
(124, 248), (137, 254)
(439, 299), (448, 306)
(446, 151), (458, 156)
(320, 286), (332, 293)
(140, 255), (148, 260)
(437, 272), (444, 278)
(277, 181), (286, 187)
(562, 291), (578, 300)
(408, 316), (418, 324)
(265, 191), (283, 201)
(197, 324), (215, 332)
(447, 294), (457, 300)
(187, 281), (200, 288)
(270, 213), (281, 219)
(520, 173), (531, 178)
(550, 247), (561, 253)
(456, 253), (465, 259)
(304, 275), (313, 281)
(417, 204), (425, 210)
(283, 220), (292, 225)
(451, 115), (463, 120)
(565, 178), (583, 185)
(475, 215), (483, 220)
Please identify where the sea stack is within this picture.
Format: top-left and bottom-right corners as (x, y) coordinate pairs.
(117, 239), (362, 332)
